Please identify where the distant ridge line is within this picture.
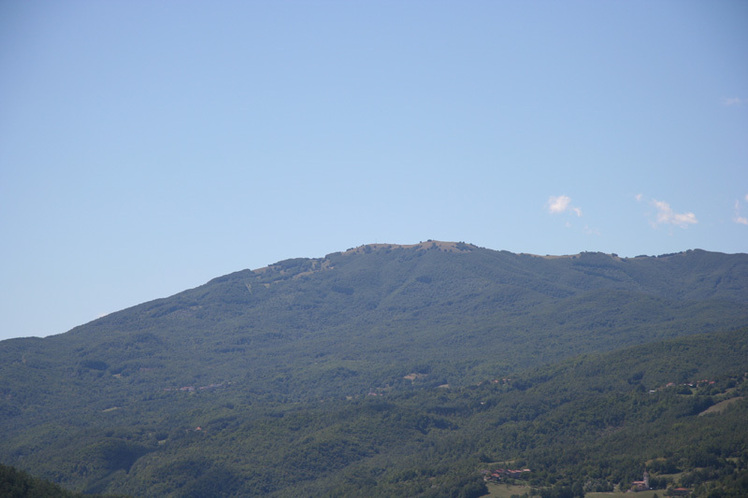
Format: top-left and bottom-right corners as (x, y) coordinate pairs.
(341, 240), (478, 255)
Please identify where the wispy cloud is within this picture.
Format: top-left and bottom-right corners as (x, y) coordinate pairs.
(547, 195), (582, 217)
(722, 97), (746, 107)
(734, 196), (748, 225)
(650, 199), (697, 228)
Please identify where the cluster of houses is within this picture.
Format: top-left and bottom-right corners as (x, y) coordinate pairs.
(482, 467), (531, 483)
(649, 379), (716, 393)
(482, 466), (692, 495)
(629, 470), (691, 496)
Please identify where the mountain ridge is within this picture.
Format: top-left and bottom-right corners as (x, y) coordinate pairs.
(7, 244), (747, 386)
(30, 243), (742, 341)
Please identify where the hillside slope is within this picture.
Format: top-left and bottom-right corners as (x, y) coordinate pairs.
(0, 242), (746, 495)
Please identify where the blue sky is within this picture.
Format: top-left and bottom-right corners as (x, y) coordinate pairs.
(1, 1), (746, 340)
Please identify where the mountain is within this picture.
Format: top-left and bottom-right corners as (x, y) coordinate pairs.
(0, 242), (747, 496)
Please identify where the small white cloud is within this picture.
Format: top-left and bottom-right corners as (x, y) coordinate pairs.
(651, 199), (697, 228)
(547, 195), (582, 216)
(635, 193), (644, 202)
(723, 97), (746, 106)
(548, 195), (571, 214)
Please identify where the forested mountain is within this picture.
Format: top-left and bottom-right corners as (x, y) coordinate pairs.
(1, 242), (746, 496)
